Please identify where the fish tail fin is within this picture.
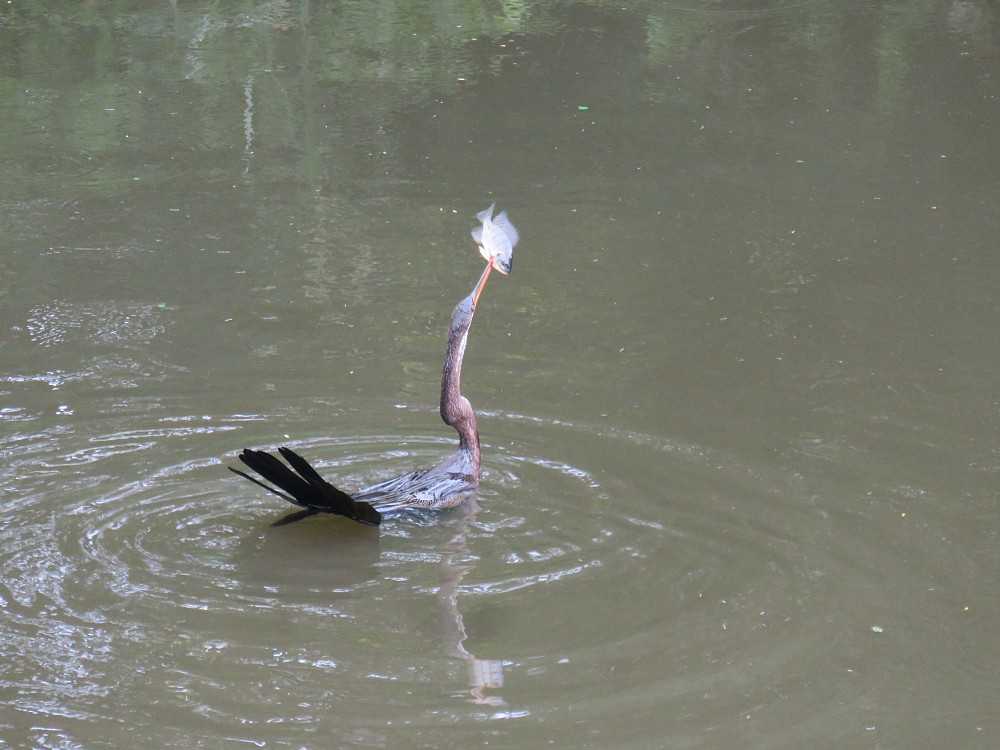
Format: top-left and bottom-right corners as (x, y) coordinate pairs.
(475, 202), (496, 223)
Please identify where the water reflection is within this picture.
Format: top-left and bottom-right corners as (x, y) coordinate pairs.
(0, 387), (993, 745)
(435, 499), (506, 706)
(24, 300), (169, 348)
(2, 0), (999, 747)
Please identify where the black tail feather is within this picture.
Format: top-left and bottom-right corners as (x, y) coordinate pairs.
(237, 449), (315, 503)
(229, 466), (296, 503)
(231, 447), (381, 526)
(277, 446), (327, 486)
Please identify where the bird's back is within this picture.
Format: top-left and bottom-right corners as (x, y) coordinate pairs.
(354, 447), (479, 513)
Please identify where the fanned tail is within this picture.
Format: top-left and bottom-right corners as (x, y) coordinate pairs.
(230, 447), (382, 527)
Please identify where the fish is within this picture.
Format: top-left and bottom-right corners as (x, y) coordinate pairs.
(471, 202), (518, 275)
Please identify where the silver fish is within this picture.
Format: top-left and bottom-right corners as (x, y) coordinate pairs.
(471, 202), (518, 274)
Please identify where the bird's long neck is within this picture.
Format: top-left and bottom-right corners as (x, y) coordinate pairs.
(440, 293), (480, 469)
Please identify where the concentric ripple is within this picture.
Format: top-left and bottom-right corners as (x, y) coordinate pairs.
(0, 404), (958, 746)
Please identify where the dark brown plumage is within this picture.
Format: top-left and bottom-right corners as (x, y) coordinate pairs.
(230, 264), (496, 527)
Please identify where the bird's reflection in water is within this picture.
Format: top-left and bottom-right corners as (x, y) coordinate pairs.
(238, 515), (382, 591)
(239, 504), (506, 705)
(435, 498), (506, 706)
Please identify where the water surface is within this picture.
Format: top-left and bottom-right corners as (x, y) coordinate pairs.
(1, 2), (998, 748)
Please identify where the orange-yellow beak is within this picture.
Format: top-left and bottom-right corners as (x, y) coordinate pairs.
(471, 262), (493, 308)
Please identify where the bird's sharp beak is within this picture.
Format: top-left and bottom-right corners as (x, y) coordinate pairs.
(471, 263), (493, 308)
